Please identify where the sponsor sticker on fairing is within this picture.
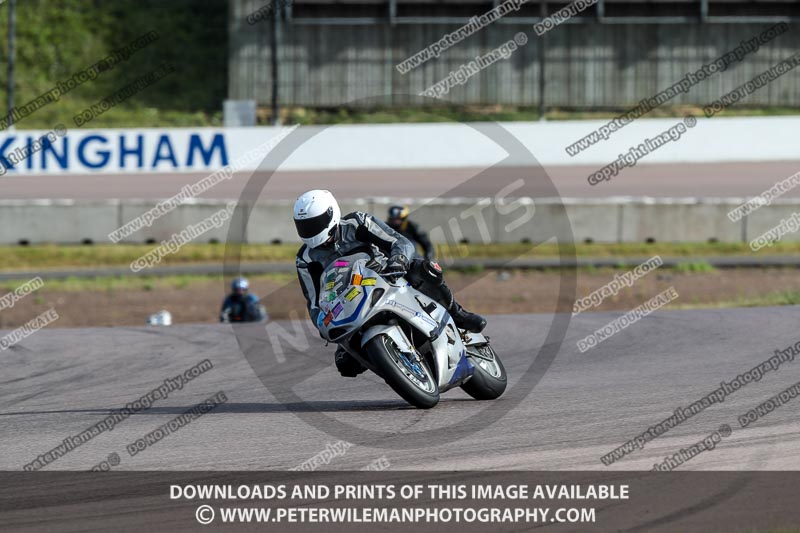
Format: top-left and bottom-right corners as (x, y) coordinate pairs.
(345, 288), (361, 301)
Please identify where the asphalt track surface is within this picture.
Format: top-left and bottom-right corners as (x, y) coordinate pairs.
(3, 305), (800, 472)
(3, 160), (800, 200)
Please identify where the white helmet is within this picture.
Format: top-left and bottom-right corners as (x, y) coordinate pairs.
(293, 189), (341, 248)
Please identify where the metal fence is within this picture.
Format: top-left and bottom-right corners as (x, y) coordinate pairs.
(229, 0), (800, 109)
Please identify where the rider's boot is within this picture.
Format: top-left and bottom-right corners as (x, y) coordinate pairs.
(408, 258), (487, 334)
(449, 300), (487, 334)
(438, 276), (487, 333)
(335, 345), (366, 377)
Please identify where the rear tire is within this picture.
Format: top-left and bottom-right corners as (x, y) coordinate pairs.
(365, 334), (440, 409)
(461, 343), (507, 400)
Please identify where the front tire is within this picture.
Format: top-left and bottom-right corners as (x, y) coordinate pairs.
(365, 334), (440, 409)
(461, 343), (507, 400)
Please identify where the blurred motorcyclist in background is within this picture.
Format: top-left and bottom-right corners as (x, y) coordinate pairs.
(220, 277), (267, 323)
(386, 205), (434, 260)
(293, 190), (485, 377)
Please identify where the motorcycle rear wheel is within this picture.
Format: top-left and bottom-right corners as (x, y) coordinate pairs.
(365, 334), (440, 409)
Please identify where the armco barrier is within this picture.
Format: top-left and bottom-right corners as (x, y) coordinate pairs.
(3, 197), (800, 245)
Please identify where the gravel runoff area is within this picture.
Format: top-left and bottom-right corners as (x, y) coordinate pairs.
(0, 268), (798, 329)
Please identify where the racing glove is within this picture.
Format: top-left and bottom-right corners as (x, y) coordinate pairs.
(383, 254), (409, 278)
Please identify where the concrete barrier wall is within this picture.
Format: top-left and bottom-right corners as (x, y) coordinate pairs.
(117, 201), (237, 244)
(0, 201), (120, 245)
(3, 198), (799, 246)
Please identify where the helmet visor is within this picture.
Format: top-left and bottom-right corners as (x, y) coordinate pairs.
(294, 207), (333, 239)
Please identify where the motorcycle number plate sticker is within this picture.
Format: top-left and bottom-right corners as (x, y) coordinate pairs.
(325, 281), (335, 290)
(345, 287), (360, 301)
(326, 272), (336, 283)
(326, 292), (337, 302)
(332, 303), (344, 318)
(360, 277), (377, 286)
(351, 273), (363, 286)
(323, 312), (333, 326)
(334, 260), (349, 268)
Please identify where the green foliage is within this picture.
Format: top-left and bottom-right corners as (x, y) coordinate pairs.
(738, 291), (800, 307)
(0, 0), (227, 128)
(279, 105), (800, 126)
(674, 261), (716, 273)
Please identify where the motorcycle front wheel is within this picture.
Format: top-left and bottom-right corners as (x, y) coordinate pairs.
(365, 334), (440, 409)
(461, 342), (507, 400)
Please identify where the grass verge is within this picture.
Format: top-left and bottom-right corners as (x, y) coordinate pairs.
(0, 241), (798, 271)
(0, 273), (295, 293)
(673, 290), (800, 310)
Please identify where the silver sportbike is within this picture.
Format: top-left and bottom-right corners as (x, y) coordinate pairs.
(316, 252), (507, 408)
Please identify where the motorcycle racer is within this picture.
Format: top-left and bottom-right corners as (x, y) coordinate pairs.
(293, 189), (486, 377)
(220, 277), (267, 323)
(386, 204), (435, 260)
